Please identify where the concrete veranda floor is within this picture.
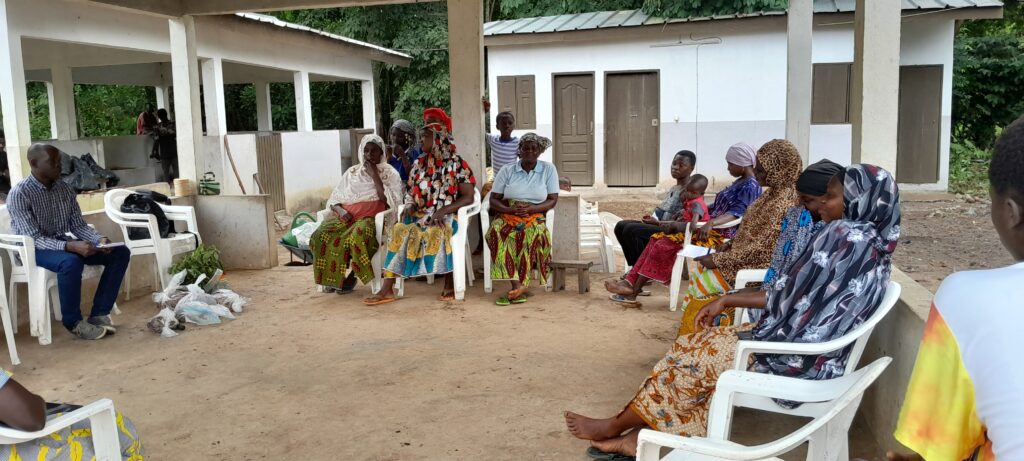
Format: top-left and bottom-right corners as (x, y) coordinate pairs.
(5, 251), (882, 460)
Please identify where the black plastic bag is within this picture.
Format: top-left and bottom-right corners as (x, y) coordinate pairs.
(81, 153), (119, 188)
(121, 190), (173, 240)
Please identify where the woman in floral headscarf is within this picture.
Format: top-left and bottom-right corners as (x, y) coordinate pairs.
(364, 108), (477, 305)
(564, 164), (900, 458)
(311, 134), (403, 294)
(485, 133), (559, 305)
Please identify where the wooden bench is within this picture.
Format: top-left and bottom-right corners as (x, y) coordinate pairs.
(550, 260), (594, 293)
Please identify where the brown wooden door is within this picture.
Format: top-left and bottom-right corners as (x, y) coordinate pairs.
(897, 65), (943, 184)
(605, 72), (660, 186)
(553, 74), (595, 186)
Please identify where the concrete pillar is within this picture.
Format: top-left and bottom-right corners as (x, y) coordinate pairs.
(254, 80), (273, 132)
(361, 79), (376, 131)
(46, 66), (77, 141)
(786, 0), (813, 164)
(155, 85), (170, 114)
(168, 16), (203, 182)
(0, 2), (30, 181)
(850, 0), (901, 174)
(447, 0), (486, 178)
(293, 71), (312, 132)
(201, 57), (227, 136)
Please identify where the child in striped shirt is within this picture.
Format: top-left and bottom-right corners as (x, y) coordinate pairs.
(487, 111), (520, 175)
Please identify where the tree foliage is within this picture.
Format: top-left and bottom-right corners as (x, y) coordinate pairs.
(952, 1), (1024, 150)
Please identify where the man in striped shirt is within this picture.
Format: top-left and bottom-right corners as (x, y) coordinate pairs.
(7, 144), (130, 340)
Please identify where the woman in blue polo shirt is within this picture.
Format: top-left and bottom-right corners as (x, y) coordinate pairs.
(485, 133), (560, 305)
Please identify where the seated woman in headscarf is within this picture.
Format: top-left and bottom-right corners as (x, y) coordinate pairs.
(387, 119), (422, 183)
(604, 140), (802, 304)
(565, 163), (901, 457)
(485, 133), (559, 305)
(363, 109), (477, 305)
(692, 142), (763, 240)
(311, 134), (404, 294)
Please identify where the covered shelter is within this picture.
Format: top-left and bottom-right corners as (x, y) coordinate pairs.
(0, 0), (995, 454)
(0, 0), (409, 194)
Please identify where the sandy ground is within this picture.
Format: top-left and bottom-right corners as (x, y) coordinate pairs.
(5, 243), (887, 460)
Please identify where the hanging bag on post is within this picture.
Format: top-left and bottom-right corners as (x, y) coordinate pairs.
(198, 172), (221, 196)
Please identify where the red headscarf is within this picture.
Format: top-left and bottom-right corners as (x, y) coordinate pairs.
(422, 107), (453, 133)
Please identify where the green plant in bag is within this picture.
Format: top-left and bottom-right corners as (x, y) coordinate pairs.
(170, 244), (225, 285)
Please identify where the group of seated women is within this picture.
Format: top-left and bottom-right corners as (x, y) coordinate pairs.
(562, 137), (904, 457)
(310, 108), (559, 306)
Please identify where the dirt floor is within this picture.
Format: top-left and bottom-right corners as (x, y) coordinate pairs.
(6, 191), (994, 460)
(8, 244), (884, 460)
(597, 192), (1013, 292)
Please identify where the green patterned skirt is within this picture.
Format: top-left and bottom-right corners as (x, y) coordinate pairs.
(310, 216), (378, 286)
(485, 213), (551, 286)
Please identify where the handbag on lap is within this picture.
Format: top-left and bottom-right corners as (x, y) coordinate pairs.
(677, 259), (735, 336)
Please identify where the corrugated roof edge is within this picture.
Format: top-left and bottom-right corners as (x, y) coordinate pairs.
(484, 2), (1002, 36)
(235, 12), (411, 60)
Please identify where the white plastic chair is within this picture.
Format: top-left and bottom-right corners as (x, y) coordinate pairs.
(731, 268), (769, 325)
(0, 232), (120, 347)
(579, 213), (609, 272)
(315, 207), (397, 295)
(729, 281), (901, 419)
(597, 212), (624, 273)
(0, 240), (18, 365)
(668, 218), (742, 311)
(395, 188), (481, 301)
(0, 398), (122, 460)
(636, 357), (892, 461)
(480, 192), (554, 294)
(103, 189), (201, 298)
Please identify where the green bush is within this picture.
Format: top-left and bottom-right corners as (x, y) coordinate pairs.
(949, 141), (992, 196)
(169, 244), (224, 285)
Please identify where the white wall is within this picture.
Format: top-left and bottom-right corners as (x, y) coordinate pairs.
(280, 131), (344, 214)
(486, 15), (957, 190)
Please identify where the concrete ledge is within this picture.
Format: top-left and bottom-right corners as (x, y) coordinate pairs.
(195, 194), (278, 270)
(861, 267), (933, 453)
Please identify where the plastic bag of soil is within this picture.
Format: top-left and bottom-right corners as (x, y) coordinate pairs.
(147, 307), (185, 337)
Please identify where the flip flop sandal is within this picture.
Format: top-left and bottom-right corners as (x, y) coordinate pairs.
(510, 296), (528, 304)
(495, 296), (512, 306)
(586, 447), (635, 461)
(609, 294), (641, 307)
(638, 290), (652, 297)
(362, 296), (397, 306)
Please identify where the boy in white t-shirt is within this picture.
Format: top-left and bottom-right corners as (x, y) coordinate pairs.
(889, 114), (1024, 461)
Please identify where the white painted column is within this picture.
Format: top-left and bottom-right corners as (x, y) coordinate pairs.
(850, 0), (901, 174)
(169, 16), (203, 182)
(155, 85), (170, 113)
(46, 66), (77, 140)
(786, 0), (813, 165)
(361, 79), (376, 131)
(293, 71), (313, 132)
(447, 0), (486, 178)
(254, 80), (273, 132)
(201, 57), (227, 136)
(0, 2), (30, 181)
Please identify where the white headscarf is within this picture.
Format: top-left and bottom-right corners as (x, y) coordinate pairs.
(326, 134), (404, 212)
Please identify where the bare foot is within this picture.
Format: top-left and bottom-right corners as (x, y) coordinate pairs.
(604, 279), (634, 296)
(564, 411), (621, 441)
(590, 430), (639, 456)
(438, 290), (455, 301)
(508, 285), (527, 300)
